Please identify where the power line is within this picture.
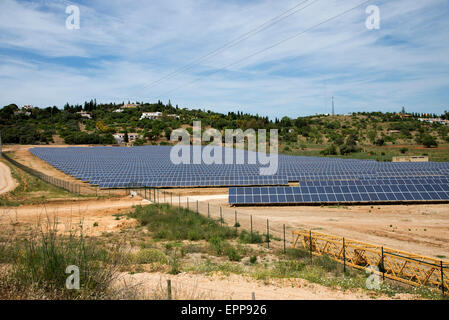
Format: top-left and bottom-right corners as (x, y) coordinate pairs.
(150, 0), (372, 101)
(136, 0), (321, 93)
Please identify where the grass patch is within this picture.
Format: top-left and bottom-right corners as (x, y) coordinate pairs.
(238, 230), (263, 244)
(0, 220), (131, 299)
(0, 158), (91, 206)
(134, 248), (167, 264)
(129, 204), (237, 241)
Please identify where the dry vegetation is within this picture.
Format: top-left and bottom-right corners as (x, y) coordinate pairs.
(0, 202), (444, 300)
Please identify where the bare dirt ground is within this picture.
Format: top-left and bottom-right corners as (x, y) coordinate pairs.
(3, 145), (87, 185)
(208, 198), (449, 259)
(151, 191), (449, 260)
(121, 272), (416, 300)
(0, 161), (17, 195)
(0, 197), (144, 236)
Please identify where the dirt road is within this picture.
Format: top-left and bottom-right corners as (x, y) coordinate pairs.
(0, 161), (17, 195)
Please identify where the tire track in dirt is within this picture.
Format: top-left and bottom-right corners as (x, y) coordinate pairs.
(0, 161), (17, 195)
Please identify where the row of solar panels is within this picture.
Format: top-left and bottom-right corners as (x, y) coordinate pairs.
(299, 178), (449, 186)
(97, 176), (288, 188)
(228, 185), (449, 205)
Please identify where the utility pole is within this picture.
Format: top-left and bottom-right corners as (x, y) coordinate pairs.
(331, 96), (334, 116)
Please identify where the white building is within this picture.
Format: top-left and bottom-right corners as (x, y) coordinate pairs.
(120, 103), (140, 109)
(113, 133), (140, 144)
(77, 111), (91, 119)
(113, 109), (123, 113)
(140, 112), (162, 120)
(140, 112), (179, 120)
(418, 118), (449, 126)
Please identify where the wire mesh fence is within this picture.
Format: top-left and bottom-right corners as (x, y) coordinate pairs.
(2, 152), (129, 197)
(141, 188), (300, 254)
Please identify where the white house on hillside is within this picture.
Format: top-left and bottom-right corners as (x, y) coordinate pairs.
(140, 112), (180, 120)
(77, 111), (91, 119)
(113, 133), (140, 144)
(140, 112), (162, 120)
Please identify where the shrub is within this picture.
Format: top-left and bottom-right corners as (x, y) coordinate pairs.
(285, 247), (310, 260)
(421, 135), (438, 148)
(238, 230), (263, 244)
(168, 249), (182, 275)
(320, 144), (337, 155)
(225, 246), (242, 262)
(375, 138), (385, 146)
(0, 221), (127, 299)
(273, 260), (306, 277)
(249, 255), (257, 264)
(313, 255), (339, 272)
(134, 248), (167, 264)
(208, 236), (225, 255)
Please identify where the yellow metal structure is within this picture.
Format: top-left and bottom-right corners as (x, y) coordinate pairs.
(292, 230), (448, 294)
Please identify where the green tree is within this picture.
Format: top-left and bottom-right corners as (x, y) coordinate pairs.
(421, 135), (438, 148)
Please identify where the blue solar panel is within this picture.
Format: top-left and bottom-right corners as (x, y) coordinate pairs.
(30, 146), (449, 202)
(229, 185), (449, 205)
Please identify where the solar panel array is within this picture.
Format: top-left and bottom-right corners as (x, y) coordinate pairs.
(229, 184), (449, 205)
(30, 146), (449, 205)
(30, 146), (288, 188)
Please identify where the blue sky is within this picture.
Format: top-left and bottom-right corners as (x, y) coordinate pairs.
(0, 0), (448, 118)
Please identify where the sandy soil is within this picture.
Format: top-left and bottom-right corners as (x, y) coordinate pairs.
(4, 145), (87, 185)
(0, 197), (144, 236)
(148, 191), (449, 260)
(0, 161), (17, 195)
(121, 272), (416, 300)
(210, 199), (449, 259)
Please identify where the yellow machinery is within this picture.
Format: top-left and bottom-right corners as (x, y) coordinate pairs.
(292, 230), (448, 294)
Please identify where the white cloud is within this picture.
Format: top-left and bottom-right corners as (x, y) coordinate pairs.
(0, 0), (448, 117)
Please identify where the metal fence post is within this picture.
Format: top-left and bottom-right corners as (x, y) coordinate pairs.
(441, 261), (445, 296)
(171, 193), (173, 206)
(309, 230), (313, 261)
(343, 237), (346, 274)
(207, 203), (210, 218)
(196, 200), (198, 214)
(234, 210), (237, 229)
(283, 224), (286, 254)
(381, 246), (385, 281)
(250, 215), (253, 243)
(167, 280), (172, 300)
(266, 219), (270, 249)
(220, 207), (223, 226)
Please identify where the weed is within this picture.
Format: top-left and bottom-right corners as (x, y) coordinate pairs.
(129, 204), (237, 241)
(134, 248), (167, 264)
(238, 230), (263, 244)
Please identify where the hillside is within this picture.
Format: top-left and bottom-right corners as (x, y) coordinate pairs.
(1, 101), (449, 161)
